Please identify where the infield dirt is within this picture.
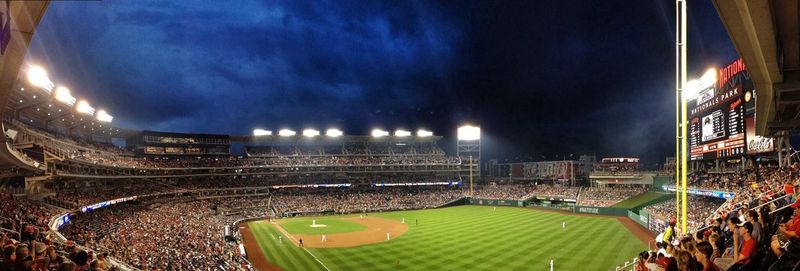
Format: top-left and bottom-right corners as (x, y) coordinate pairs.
(276, 216), (409, 248)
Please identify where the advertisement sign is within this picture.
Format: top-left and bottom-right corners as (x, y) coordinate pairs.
(661, 186), (734, 199)
(745, 88), (774, 154)
(54, 213), (70, 229)
(79, 196), (137, 213)
(272, 183), (352, 189)
(372, 181), (461, 187)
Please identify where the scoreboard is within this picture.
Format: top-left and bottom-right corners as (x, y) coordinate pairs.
(688, 59), (750, 160)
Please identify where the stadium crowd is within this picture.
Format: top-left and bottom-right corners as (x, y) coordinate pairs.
(526, 184), (581, 199)
(625, 164), (800, 271)
(643, 196), (726, 233)
(578, 186), (648, 207)
(61, 200), (247, 270)
(471, 184), (537, 200)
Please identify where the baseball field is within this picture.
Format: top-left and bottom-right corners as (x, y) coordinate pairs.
(242, 205), (651, 271)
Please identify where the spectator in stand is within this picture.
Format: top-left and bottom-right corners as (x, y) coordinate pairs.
(694, 241), (720, 271)
(715, 221), (756, 271)
(771, 204), (800, 257)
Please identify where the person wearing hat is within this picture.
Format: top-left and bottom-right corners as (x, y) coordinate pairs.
(663, 219), (677, 245)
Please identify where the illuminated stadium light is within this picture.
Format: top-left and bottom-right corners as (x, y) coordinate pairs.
(26, 65), (54, 93)
(54, 87), (77, 106)
(326, 129), (343, 137)
(76, 100), (95, 115)
(278, 129), (296, 136)
(96, 110), (113, 123)
(684, 68), (716, 101)
(394, 130), (411, 137)
(371, 129), (389, 138)
(457, 125), (481, 141)
(253, 129), (272, 136)
(417, 129), (433, 137)
(699, 68), (717, 88)
(302, 129), (320, 137)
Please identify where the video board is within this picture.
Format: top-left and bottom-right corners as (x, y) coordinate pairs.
(688, 59), (749, 160)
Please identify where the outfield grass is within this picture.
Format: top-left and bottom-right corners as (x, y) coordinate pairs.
(281, 219), (367, 235)
(248, 206), (647, 271)
(611, 192), (670, 209)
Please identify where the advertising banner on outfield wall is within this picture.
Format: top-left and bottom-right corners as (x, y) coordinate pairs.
(469, 198), (524, 207)
(628, 211), (649, 229)
(573, 206), (628, 216)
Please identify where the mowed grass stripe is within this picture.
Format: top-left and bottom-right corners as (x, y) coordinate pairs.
(249, 223), (305, 271)
(251, 222), (323, 270)
(250, 206), (646, 270)
(250, 223), (310, 271)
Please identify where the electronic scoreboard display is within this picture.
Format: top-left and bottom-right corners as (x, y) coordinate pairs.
(688, 59), (750, 160)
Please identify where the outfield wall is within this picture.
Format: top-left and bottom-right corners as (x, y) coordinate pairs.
(572, 206), (628, 216)
(465, 197), (632, 216)
(467, 197), (525, 207)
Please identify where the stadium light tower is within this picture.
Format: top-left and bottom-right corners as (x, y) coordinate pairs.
(253, 129), (272, 136)
(417, 129), (433, 137)
(27, 65), (54, 93)
(371, 129), (389, 138)
(326, 129), (343, 137)
(278, 129), (296, 136)
(76, 100), (95, 115)
(457, 125), (481, 196)
(96, 110), (113, 123)
(54, 86), (77, 106)
(395, 130), (411, 137)
(303, 129), (320, 137)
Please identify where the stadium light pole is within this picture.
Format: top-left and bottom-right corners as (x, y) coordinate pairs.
(457, 125), (480, 196)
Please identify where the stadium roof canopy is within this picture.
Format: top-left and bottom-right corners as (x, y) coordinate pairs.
(0, 2), (52, 170)
(713, 0), (800, 136)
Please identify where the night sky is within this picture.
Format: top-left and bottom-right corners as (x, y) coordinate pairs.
(24, 0), (740, 166)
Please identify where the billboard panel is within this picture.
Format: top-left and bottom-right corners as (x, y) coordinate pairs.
(689, 59), (749, 160)
(745, 88), (774, 154)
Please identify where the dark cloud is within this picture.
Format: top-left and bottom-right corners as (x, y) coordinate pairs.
(25, 0), (738, 165)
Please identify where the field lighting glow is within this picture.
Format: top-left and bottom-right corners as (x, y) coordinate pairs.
(278, 129), (296, 136)
(253, 129), (272, 136)
(371, 129), (389, 137)
(326, 129), (343, 137)
(76, 100), (95, 115)
(395, 130), (411, 137)
(27, 65), (54, 92)
(457, 125), (480, 141)
(417, 130), (433, 137)
(685, 68), (717, 101)
(303, 129), (320, 137)
(54, 86), (77, 106)
(96, 110), (113, 123)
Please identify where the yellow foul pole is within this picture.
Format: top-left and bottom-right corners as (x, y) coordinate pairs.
(679, 0), (688, 234)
